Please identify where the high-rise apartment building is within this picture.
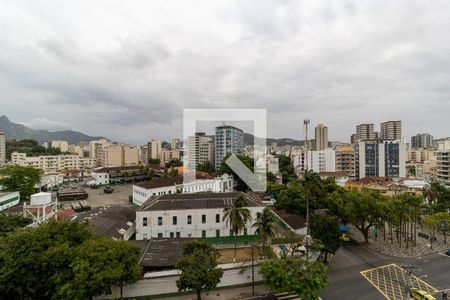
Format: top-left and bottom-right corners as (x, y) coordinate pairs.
(436, 141), (450, 186)
(171, 138), (182, 149)
(356, 124), (375, 141)
(187, 132), (214, 169)
(214, 125), (244, 168)
(411, 133), (433, 149)
(335, 144), (355, 179)
(380, 121), (402, 140)
(355, 140), (406, 179)
(147, 140), (161, 161)
(0, 132), (5, 166)
(306, 149), (336, 173)
(160, 149), (182, 163)
(89, 139), (112, 166)
(314, 124), (328, 151)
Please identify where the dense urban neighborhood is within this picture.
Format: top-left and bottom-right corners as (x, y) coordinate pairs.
(1, 118), (449, 300)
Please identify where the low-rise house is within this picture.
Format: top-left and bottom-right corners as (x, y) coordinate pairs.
(72, 206), (135, 240)
(132, 173), (234, 206)
(135, 192), (264, 240)
(87, 165), (164, 186)
(271, 208), (307, 235)
(319, 171), (350, 187)
(0, 191), (20, 212)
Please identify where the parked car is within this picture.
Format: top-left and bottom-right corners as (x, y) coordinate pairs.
(103, 186), (114, 194)
(446, 248), (450, 256)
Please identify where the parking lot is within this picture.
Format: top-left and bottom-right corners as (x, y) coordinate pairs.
(360, 264), (438, 300)
(58, 183), (135, 209)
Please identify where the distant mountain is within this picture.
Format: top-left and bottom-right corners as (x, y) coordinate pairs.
(244, 133), (304, 147)
(0, 115), (104, 144)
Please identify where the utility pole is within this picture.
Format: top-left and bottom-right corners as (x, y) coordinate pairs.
(251, 244), (255, 295)
(303, 119), (310, 262)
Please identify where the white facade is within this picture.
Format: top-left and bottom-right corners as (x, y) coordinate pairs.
(50, 140), (69, 152)
(40, 173), (64, 189)
(132, 174), (234, 206)
(136, 193), (263, 240)
(0, 132), (5, 166)
(0, 192), (20, 211)
(307, 149), (336, 173)
(11, 152), (95, 171)
(436, 142), (450, 186)
(87, 171), (110, 186)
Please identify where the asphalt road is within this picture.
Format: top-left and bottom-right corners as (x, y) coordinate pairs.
(322, 240), (450, 300)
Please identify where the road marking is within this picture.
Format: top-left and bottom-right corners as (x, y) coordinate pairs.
(361, 264), (438, 300)
(438, 252), (450, 258)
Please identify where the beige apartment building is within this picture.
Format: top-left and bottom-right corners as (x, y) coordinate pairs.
(187, 132), (215, 168)
(148, 140), (161, 161)
(335, 144), (355, 179)
(102, 145), (140, 167)
(356, 124), (375, 141)
(380, 121), (402, 140)
(11, 152), (95, 171)
(160, 149), (182, 163)
(407, 148), (436, 163)
(89, 139), (112, 166)
(314, 124), (328, 151)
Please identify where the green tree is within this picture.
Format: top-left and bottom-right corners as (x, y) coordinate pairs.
(260, 258), (328, 300)
(334, 190), (384, 243)
(267, 172), (277, 183)
(58, 236), (141, 300)
(433, 212), (450, 243)
(223, 194), (252, 260)
(0, 221), (93, 299)
(422, 214), (438, 250)
(310, 213), (341, 263)
(197, 161), (215, 174)
(0, 166), (41, 200)
(175, 241), (223, 300)
(253, 207), (278, 250)
(0, 213), (31, 237)
(276, 180), (307, 215)
(278, 154), (297, 184)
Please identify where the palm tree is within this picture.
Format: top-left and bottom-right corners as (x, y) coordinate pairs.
(223, 194), (252, 261)
(253, 207), (278, 252)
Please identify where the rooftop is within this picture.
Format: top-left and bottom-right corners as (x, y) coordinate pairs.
(272, 208), (307, 230)
(139, 192), (263, 212)
(73, 205), (135, 239)
(132, 238), (194, 268)
(135, 173), (224, 190)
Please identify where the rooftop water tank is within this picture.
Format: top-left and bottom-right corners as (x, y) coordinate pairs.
(30, 192), (52, 205)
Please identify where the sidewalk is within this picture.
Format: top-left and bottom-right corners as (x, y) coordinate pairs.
(349, 225), (449, 258)
(155, 285), (272, 300)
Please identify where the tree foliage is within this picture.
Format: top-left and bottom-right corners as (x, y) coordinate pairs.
(260, 258), (328, 300)
(278, 154), (297, 184)
(223, 194), (252, 259)
(197, 161), (216, 174)
(253, 207), (278, 249)
(0, 166), (41, 200)
(176, 241), (223, 300)
(6, 139), (64, 159)
(310, 213), (341, 262)
(0, 221), (141, 300)
(0, 213), (31, 237)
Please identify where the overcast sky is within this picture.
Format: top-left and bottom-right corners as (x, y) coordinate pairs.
(1, 0), (449, 145)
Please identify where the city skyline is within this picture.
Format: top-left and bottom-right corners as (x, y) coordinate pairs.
(1, 1), (450, 144)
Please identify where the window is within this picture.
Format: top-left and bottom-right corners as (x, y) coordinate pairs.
(173, 216), (177, 225)
(143, 217), (148, 226)
(216, 230), (220, 237)
(187, 215), (192, 224)
(157, 233), (163, 238)
(176, 232), (181, 238)
(202, 214), (206, 224)
(158, 217), (163, 226)
(216, 214), (220, 223)
(202, 230), (206, 238)
(170, 232), (174, 238)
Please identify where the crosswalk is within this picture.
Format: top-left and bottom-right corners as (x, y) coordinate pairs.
(274, 292), (301, 300)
